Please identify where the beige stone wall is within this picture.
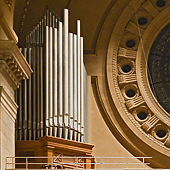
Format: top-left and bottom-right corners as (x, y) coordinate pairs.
(0, 86), (17, 170)
(85, 77), (147, 169)
(0, 105), (15, 169)
(0, 73), (14, 99)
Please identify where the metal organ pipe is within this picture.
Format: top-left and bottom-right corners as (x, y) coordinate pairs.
(80, 37), (84, 142)
(40, 19), (44, 137)
(64, 9), (69, 139)
(16, 8), (86, 142)
(23, 48), (27, 141)
(28, 47), (32, 140)
(69, 33), (74, 140)
(77, 20), (81, 141)
(53, 27), (58, 137)
(32, 28), (36, 140)
(73, 34), (78, 141)
(36, 23), (40, 138)
(45, 16), (49, 136)
(49, 13), (53, 136)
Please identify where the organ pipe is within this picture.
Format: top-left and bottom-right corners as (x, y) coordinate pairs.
(64, 9), (69, 139)
(77, 20), (81, 141)
(73, 34), (78, 141)
(53, 27), (58, 137)
(16, 8), (87, 142)
(58, 21), (63, 138)
(69, 33), (74, 140)
(80, 37), (84, 142)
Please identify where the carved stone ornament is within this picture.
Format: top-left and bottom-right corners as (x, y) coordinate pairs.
(95, 0), (170, 168)
(4, 0), (12, 10)
(0, 40), (32, 89)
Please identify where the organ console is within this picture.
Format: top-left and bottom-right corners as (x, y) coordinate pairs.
(15, 8), (87, 142)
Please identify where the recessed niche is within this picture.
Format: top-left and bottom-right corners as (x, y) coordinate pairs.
(132, 106), (151, 124)
(156, 0), (166, 7)
(156, 130), (166, 138)
(122, 65), (132, 73)
(121, 84), (139, 100)
(126, 89), (135, 98)
(138, 18), (147, 25)
(126, 40), (135, 48)
(137, 112), (147, 120)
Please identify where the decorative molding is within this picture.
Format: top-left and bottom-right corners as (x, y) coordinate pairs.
(126, 22), (145, 35)
(0, 40), (32, 89)
(109, 0), (170, 150)
(118, 74), (137, 84)
(164, 135), (170, 148)
(142, 0), (159, 17)
(125, 96), (144, 110)
(0, 60), (20, 89)
(4, 0), (12, 11)
(0, 17), (18, 43)
(53, 153), (62, 162)
(19, 0), (30, 38)
(136, 5), (170, 126)
(118, 47), (136, 59)
(141, 115), (159, 132)
(0, 86), (18, 122)
(104, 0), (170, 168)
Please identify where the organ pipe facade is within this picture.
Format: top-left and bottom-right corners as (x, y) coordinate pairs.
(15, 8), (87, 142)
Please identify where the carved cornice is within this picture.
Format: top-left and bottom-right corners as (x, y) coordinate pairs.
(0, 40), (32, 89)
(38, 136), (94, 155)
(0, 17), (18, 43)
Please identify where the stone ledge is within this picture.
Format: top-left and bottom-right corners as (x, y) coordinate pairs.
(0, 17), (18, 43)
(0, 40), (32, 89)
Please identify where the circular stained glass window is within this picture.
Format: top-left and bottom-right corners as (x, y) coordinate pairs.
(148, 23), (170, 114)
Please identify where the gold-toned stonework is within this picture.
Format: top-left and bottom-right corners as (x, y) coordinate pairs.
(4, 0), (12, 11)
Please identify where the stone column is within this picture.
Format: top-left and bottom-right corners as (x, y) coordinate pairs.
(0, 1), (32, 169)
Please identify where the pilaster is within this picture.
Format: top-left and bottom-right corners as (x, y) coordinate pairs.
(0, 0), (32, 169)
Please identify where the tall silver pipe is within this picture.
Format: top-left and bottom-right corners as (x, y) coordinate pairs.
(53, 27), (58, 137)
(32, 28), (36, 140)
(64, 9), (69, 139)
(73, 34), (78, 141)
(16, 8), (86, 142)
(36, 24), (40, 138)
(80, 37), (84, 142)
(19, 80), (22, 140)
(77, 20), (81, 141)
(45, 25), (49, 136)
(69, 33), (74, 140)
(40, 16), (45, 137)
(58, 21), (63, 138)
(28, 47), (32, 140)
(23, 48), (27, 140)
(49, 26), (53, 136)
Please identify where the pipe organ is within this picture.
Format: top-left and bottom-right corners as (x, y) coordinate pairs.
(15, 8), (87, 142)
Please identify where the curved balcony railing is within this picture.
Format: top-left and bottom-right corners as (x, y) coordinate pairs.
(6, 156), (152, 169)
